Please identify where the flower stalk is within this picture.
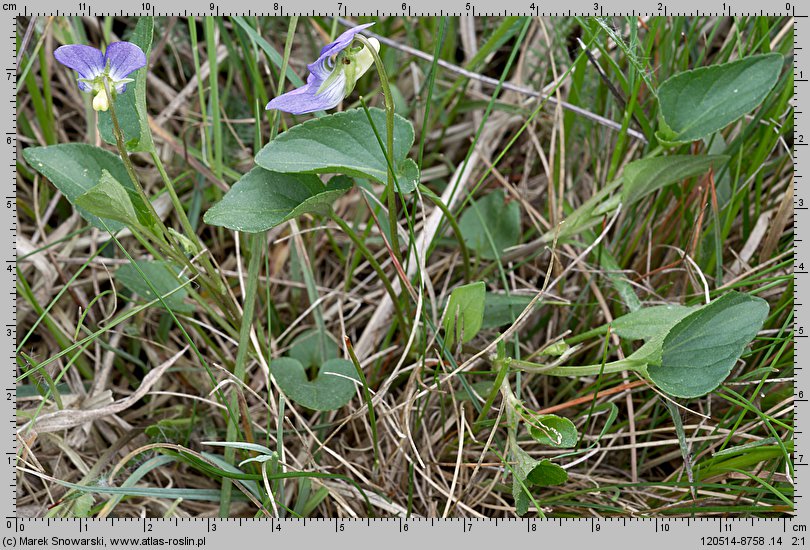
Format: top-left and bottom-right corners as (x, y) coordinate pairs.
(107, 87), (238, 321)
(104, 82), (163, 233)
(507, 356), (646, 377)
(354, 34), (402, 264)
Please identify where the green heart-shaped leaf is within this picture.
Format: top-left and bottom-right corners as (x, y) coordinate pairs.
(271, 357), (359, 411)
(647, 292), (769, 398)
(22, 143), (137, 232)
(289, 329), (339, 369)
(458, 190), (521, 260)
(255, 107), (419, 193)
(203, 169), (352, 233)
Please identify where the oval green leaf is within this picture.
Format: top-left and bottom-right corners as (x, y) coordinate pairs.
(525, 413), (578, 448)
(621, 155), (729, 205)
(656, 53), (783, 145)
(458, 189), (521, 260)
(116, 260), (194, 314)
(647, 292), (769, 398)
(22, 143), (136, 232)
(612, 304), (698, 342)
(442, 281), (486, 348)
(255, 107), (419, 193)
(203, 169), (352, 233)
(271, 357), (359, 411)
(526, 459), (568, 487)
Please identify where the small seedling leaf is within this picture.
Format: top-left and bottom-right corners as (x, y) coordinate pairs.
(442, 281), (486, 348)
(525, 413), (578, 448)
(458, 189), (521, 260)
(271, 357), (359, 411)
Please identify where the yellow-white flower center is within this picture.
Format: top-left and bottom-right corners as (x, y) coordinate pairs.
(92, 90), (110, 112)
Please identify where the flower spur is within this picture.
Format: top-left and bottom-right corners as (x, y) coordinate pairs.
(54, 41), (147, 112)
(266, 23), (380, 115)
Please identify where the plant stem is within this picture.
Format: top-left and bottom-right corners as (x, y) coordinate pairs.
(220, 232), (265, 516)
(149, 149), (237, 320)
(564, 324), (610, 345)
(508, 356), (645, 377)
(355, 35), (401, 264)
(106, 87), (239, 325)
(418, 184), (471, 282)
(329, 211), (409, 335)
(473, 355), (510, 430)
(345, 335), (379, 469)
(150, 151), (198, 247)
(105, 86), (163, 233)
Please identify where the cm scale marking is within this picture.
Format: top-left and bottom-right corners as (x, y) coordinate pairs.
(5, 0), (803, 17)
(0, 516), (808, 548)
(9, 1), (803, 548)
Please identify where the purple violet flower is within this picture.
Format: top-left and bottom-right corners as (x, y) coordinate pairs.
(54, 42), (147, 112)
(267, 23), (380, 115)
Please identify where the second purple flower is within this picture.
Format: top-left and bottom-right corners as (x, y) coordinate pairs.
(267, 23), (380, 115)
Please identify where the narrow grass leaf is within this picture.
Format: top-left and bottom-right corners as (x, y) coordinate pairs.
(202, 441), (276, 456)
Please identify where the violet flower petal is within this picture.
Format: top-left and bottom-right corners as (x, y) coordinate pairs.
(266, 22), (375, 115)
(53, 45), (104, 92)
(104, 42), (147, 92)
(265, 68), (347, 115)
(317, 22), (375, 59)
